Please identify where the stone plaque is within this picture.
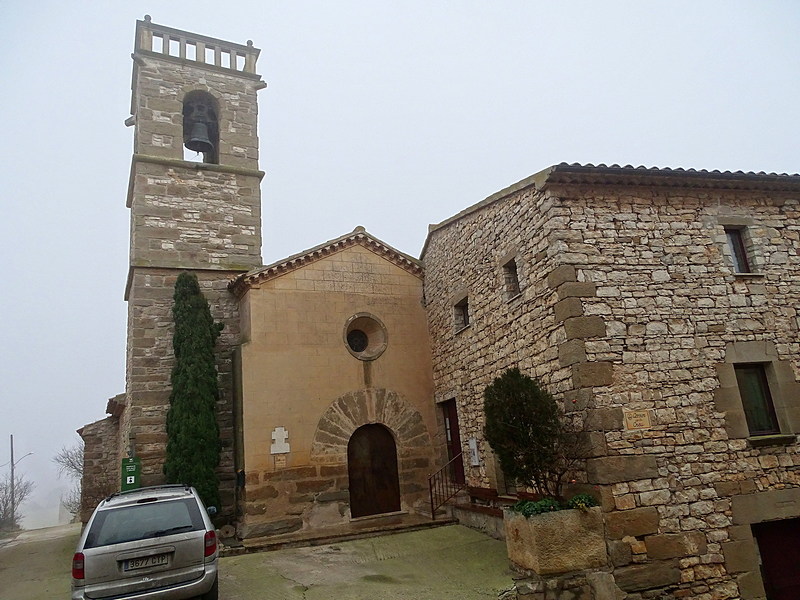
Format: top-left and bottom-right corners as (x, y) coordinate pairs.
(274, 454), (287, 469)
(624, 409), (652, 430)
(271, 426), (290, 454)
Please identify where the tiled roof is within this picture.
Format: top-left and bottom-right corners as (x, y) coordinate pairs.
(229, 226), (424, 296)
(544, 163), (800, 189)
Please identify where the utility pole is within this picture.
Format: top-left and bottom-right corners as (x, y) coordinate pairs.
(10, 434), (14, 528)
(6, 435), (32, 529)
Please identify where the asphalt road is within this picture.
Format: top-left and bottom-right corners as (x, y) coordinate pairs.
(0, 523), (512, 599)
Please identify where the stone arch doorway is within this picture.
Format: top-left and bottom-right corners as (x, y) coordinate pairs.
(347, 424), (401, 518)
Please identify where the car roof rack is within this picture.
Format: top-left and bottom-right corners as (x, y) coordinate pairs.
(105, 483), (192, 502)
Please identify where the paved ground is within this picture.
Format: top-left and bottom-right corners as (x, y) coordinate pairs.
(0, 522), (512, 599)
(0, 523), (81, 599)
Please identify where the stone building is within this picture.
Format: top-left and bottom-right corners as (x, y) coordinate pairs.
(79, 16), (800, 600)
(422, 164), (800, 599)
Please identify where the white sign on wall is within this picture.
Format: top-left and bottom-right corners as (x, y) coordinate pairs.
(468, 437), (480, 466)
(270, 426), (290, 454)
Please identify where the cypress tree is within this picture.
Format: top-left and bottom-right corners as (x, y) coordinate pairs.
(164, 272), (223, 509)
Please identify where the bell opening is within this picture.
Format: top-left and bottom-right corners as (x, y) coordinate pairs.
(182, 91), (219, 164)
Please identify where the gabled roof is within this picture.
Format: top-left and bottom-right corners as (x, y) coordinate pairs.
(229, 226), (424, 296)
(420, 163), (800, 258)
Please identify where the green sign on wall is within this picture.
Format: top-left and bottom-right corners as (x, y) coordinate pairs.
(121, 457), (141, 491)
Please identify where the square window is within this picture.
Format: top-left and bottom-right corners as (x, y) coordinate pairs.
(734, 364), (780, 436)
(454, 296), (469, 330)
(725, 227), (751, 273)
(502, 258), (521, 298)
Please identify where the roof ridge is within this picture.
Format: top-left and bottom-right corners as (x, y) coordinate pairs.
(229, 227), (423, 295)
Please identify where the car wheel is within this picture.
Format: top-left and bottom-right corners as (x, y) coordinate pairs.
(200, 576), (218, 600)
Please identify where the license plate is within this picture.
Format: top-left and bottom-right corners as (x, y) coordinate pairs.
(123, 553), (169, 571)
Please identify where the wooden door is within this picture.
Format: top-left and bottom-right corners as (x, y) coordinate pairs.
(442, 399), (465, 485)
(753, 517), (800, 599)
(347, 424), (401, 518)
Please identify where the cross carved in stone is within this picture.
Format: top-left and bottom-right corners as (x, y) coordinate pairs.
(271, 426), (290, 454)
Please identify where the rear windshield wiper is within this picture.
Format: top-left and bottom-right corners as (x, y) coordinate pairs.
(151, 525), (194, 537)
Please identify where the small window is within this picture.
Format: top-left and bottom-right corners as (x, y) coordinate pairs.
(725, 227), (751, 273)
(503, 258), (521, 298)
(454, 296), (469, 331)
(734, 364), (780, 436)
(343, 313), (387, 360)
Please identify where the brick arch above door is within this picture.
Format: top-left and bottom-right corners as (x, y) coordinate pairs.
(310, 388), (432, 467)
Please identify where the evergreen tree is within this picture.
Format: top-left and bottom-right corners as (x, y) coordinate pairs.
(483, 367), (583, 498)
(164, 272), (223, 509)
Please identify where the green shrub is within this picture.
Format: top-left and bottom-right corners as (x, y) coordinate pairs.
(484, 368), (586, 498)
(512, 497), (563, 517)
(512, 494), (599, 517)
(566, 493), (599, 511)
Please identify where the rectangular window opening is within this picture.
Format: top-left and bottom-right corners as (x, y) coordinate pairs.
(236, 53), (246, 71)
(205, 47), (216, 65)
(734, 364), (780, 436)
(221, 50), (231, 69)
(725, 227), (751, 273)
(186, 42), (197, 61)
(503, 258), (521, 298)
(454, 297), (470, 330)
(152, 34), (164, 54)
(168, 38), (180, 57)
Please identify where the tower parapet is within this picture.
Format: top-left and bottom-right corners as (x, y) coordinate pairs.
(134, 15), (261, 76)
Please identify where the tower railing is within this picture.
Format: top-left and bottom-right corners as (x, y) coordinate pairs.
(428, 453), (466, 520)
(135, 15), (260, 74)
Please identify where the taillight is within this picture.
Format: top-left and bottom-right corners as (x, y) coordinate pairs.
(72, 552), (85, 580)
(204, 530), (217, 557)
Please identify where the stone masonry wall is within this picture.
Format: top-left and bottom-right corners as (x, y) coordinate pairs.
(125, 268), (244, 519)
(424, 177), (800, 599)
(553, 184), (800, 599)
(78, 415), (120, 522)
(132, 53), (262, 169)
(129, 160), (262, 271)
(423, 184), (574, 490)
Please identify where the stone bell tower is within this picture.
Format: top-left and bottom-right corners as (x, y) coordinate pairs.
(122, 16), (265, 518)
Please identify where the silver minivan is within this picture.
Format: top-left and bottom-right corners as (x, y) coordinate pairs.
(71, 485), (219, 600)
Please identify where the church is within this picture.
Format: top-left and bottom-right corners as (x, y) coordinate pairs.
(79, 17), (800, 599)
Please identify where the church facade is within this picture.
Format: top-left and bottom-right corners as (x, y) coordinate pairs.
(79, 17), (800, 600)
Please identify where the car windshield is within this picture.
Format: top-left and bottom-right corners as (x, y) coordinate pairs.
(84, 498), (204, 548)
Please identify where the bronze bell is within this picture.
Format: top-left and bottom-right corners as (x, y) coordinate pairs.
(185, 121), (213, 154)
(183, 97), (217, 155)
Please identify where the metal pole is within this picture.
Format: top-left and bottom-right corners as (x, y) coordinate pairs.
(10, 434), (15, 528)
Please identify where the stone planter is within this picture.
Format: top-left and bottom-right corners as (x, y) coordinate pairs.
(503, 506), (608, 575)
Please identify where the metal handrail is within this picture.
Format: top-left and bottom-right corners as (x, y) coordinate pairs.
(427, 453), (466, 520)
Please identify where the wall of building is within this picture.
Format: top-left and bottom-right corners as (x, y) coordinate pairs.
(235, 244), (437, 538)
(124, 268), (244, 514)
(554, 183), (800, 599)
(78, 414), (121, 523)
(423, 176), (800, 598)
(423, 182), (577, 490)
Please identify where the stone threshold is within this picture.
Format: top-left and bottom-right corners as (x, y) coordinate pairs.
(220, 513), (457, 557)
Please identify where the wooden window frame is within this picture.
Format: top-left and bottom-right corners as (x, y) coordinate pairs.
(734, 363), (781, 436)
(725, 227), (751, 274)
